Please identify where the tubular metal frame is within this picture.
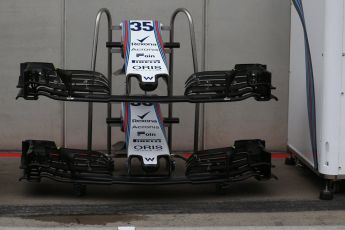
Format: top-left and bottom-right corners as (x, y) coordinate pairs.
(88, 8), (112, 153)
(169, 8), (199, 153)
(87, 8), (200, 154)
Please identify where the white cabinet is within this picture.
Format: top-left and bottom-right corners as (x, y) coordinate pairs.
(289, 0), (345, 179)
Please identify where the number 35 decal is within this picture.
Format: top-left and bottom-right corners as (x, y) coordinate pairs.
(130, 21), (154, 31)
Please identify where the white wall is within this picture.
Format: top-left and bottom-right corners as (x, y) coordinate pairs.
(0, 0), (64, 149)
(204, 0), (291, 151)
(0, 0), (291, 151)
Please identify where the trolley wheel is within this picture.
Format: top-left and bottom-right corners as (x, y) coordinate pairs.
(319, 189), (334, 200)
(171, 160), (176, 171)
(73, 183), (86, 197)
(285, 157), (296, 166)
(320, 179), (335, 200)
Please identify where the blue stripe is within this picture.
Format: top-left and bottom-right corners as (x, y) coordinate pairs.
(157, 24), (167, 65)
(121, 102), (125, 132)
(153, 21), (167, 66)
(292, 0), (318, 169)
(126, 103), (131, 144)
(154, 103), (167, 141)
(124, 21), (131, 71)
(122, 21), (127, 69)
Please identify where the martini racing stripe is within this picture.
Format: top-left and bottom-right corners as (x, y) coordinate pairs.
(154, 103), (167, 141)
(154, 21), (167, 66)
(122, 20), (131, 70)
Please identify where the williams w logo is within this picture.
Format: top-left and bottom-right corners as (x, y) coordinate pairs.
(143, 76), (154, 81)
(145, 157), (155, 162)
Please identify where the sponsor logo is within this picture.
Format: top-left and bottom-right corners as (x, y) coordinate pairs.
(133, 139), (161, 143)
(132, 66), (162, 70)
(132, 125), (160, 129)
(137, 35), (149, 43)
(133, 112), (157, 123)
(137, 131), (156, 137)
(131, 60), (160, 64)
(132, 119), (157, 123)
(136, 53), (155, 58)
(131, 48), (158, 52)
(131, 42), (157, 47)
(143, 76), (154, 81)
(137, 111), (150, 120)
(145, 157), (155, 162)
(134, 145), (163, 151)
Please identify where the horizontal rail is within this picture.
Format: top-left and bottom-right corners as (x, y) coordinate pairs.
(111, 25), (171, 31)
(23, 92), (273, 104)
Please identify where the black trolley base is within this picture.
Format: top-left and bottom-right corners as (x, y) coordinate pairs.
(20, 139), (272, 196)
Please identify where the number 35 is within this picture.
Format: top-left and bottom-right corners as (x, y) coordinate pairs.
(130, 21), (154, 31)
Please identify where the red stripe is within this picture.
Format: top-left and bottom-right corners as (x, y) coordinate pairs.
(155, 103), (164, 123)
(272, 153), (289, 159)
(124, 102), (129, 132)
(123, 20), (129, 61)
(0, 153), (21, 158)
(155, 21), (165, 50)
(183, 153), (193, 159)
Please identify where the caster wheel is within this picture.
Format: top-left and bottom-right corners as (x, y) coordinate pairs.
(171, 160), (176, 171)
(285, 157), (296, 166)
(73, 183), (86, 197)
(319, 189), (334, 200)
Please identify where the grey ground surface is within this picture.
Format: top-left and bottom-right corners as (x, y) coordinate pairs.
(3, 212), (345, 228)
(0, 158), (327, 206)
(1, 158), (345, 227)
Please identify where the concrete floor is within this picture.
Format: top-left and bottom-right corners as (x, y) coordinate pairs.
(3, 211), (345, 228)
(1, 157), (345, 227)
(0, 158), (326, 206)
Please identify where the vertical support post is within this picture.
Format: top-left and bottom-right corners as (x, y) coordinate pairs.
(88, 8), (112, 152)
(61, 0), (67, 148)
(170, 8), (199, 153)
(106, 21), (113, 155)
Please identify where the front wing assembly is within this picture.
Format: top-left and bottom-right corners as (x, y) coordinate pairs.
(20, 139), (271, 186)
(16, 62), (276, 103)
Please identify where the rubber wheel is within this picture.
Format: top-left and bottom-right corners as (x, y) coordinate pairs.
(285, 157), (296, 166)
(73, 184), (86, 197)
(319, 189), (334, 200)
(171, 160), (176, 171)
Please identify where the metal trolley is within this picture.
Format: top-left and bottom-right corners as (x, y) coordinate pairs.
(17, 8), (275, 196)
(87, 8), (200, 155)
